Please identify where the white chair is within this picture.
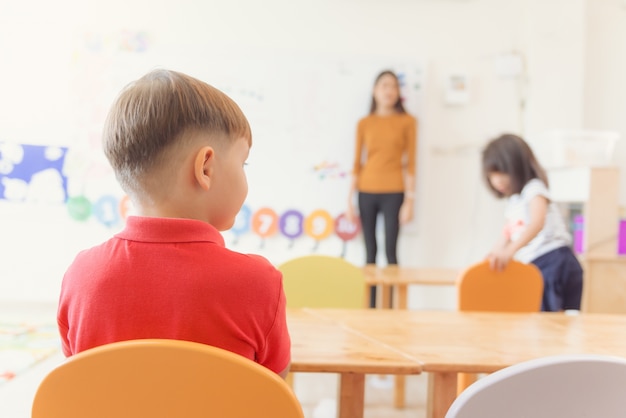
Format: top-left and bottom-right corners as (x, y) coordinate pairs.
(445, 354), (626, 418)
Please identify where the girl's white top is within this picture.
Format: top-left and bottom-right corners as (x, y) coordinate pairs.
(504, 178), (571, 263)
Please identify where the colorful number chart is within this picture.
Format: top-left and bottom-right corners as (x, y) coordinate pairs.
(62, 192), (363, 250)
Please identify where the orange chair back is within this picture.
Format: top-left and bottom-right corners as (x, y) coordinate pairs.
(456, 260), (545, 394)
(32, 339), (304, 418)
(458, 260), (544, 312)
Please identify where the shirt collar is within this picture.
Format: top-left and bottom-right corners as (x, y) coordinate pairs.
(115, 216), (225, 246)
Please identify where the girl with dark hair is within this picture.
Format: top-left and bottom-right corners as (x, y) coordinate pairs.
(482, 133), (583, 312)
(347, 70), (417, 308)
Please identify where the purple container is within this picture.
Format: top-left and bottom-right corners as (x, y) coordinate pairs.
(573, 215), (584, 254)
(619, 220), (626, 255)
(576, 217), (626, 255)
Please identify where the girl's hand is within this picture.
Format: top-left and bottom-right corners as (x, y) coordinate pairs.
(399, 200), (413, 225)
(488, 246), (515, 272)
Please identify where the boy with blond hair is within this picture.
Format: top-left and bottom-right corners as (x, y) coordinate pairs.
(58, 69), (291, 378)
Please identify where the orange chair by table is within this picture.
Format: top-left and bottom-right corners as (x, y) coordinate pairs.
(32, 339), (304, 418)
(456, 259), (543, 394)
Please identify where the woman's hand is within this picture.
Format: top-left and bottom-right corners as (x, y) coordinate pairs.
(399, 200), (413, 225)
(346, 200), (358, 224)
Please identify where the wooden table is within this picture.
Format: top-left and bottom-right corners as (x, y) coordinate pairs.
(307, 308), (626, 418)
(363, 266), (459, 309)
(287, 309), (422, 418)
(362, 266), (459, 408)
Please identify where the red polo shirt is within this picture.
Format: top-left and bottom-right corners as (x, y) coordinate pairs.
(58, 216), (290, 375)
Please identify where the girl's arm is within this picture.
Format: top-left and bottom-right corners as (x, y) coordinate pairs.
(490, 232), (510, 253)
(489, 195), (548, 271)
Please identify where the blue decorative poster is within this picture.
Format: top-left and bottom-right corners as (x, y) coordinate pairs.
(0, 143), (69, 203)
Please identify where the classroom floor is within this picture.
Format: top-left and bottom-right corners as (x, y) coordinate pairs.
(0, 301), (429, 418)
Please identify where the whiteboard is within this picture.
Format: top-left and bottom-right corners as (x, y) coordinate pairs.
(0, 31), (426, 240)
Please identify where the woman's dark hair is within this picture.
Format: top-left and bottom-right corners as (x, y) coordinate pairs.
(481, 133), (548, 198)
(369, 70), (406, 114)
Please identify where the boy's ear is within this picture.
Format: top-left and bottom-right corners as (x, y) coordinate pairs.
(194, 146), (215, 191)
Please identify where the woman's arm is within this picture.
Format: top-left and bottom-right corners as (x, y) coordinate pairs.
(346, 175), (359, 222)
(347, 121), (365, 222)
(399, 174), (415, 224)
(399, 117), (417, 224)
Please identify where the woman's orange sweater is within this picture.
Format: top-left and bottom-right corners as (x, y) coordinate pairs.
(352, 112), (417, 193)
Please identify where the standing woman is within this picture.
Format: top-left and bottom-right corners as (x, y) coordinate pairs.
(347, 70), (418, 308)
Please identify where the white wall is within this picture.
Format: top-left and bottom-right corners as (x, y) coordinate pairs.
(523, 0), (586, 135)
(0, 0), (611, 304)
(584, 0), (626, 205)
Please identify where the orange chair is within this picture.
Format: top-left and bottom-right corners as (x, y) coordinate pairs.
(32, 339), (304, 418)
(456, 260), (543, 394)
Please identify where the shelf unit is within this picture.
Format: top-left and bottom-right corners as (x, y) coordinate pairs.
(548, 166), (624, 313)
